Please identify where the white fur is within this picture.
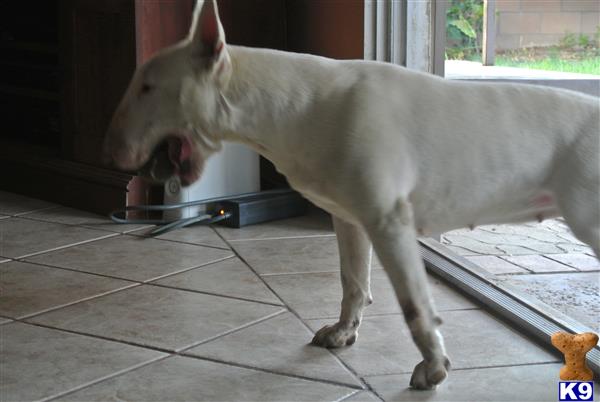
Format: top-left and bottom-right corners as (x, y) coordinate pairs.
(106, 0), (600, 390)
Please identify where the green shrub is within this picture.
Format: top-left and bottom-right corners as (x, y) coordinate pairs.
(559, 32), (577, 49)
(446, 0), (484, 60)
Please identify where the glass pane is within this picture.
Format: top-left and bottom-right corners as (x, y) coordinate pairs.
(444, 0), (600, 79)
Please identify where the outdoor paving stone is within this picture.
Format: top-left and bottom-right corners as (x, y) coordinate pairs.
(263, 270), (476, 319)
(22, 206), (152, 234)
(25, 235), (233, 282)
(28, 285), (285, 351)
(215, 207), (334, 241)
(501, 272), (600, 332)
(479, 223), (570, 243)
(0, 261), (135, 319)
(0, 217), (115, 259)
(185, 312), (362, 387)
(466, 255), (530, 274)
(56, 356), (356, 402)
(544, 253), (600, 271)
(152, 257), (281, 305)
(500, 254), (577, 273)
(440, 236), (506, 256)
(1, 322), (166, 402)
(306, 310), (558, 376)
(0, 191), (56, 215)
(365, 363), (563, 401)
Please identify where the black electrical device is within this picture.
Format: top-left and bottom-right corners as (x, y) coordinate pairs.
(212, 189), (308, 228)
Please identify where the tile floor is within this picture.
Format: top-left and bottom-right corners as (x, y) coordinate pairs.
(0, 191), (590, 401)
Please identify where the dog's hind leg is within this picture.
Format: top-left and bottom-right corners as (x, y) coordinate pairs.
(312, 216), (373, 348)
(557, 182), (600, 259)
(365, 199), (450, 390)
(555, 132), (600, 259)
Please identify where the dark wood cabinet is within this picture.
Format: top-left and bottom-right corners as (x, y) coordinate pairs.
(0, 0), (362, 214)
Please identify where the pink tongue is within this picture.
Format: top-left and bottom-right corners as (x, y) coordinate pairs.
(178, 137), (192, 162)
(167, 137), (192, 167)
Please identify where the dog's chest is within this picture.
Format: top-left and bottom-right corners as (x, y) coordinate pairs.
(283, 168), (358, 225)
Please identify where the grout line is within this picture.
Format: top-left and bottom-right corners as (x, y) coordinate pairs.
(363, 360), (561, 379)
(13, 232), (120, 260)
(180, 353), (364, 391)
(211, 227), (370, 392)
(147, 282), (285, 307)
(139, 255), (236, 283)
(227, 234), (337, 243)
(334, 390), (362, 402)
(28, 309), (365, 399)
(259, 269), (343, 277)
(176, 309), (289, 353)
(259, 267), (385, 277)
(125, 231), (232, 251)
(16, 214), (129, 235)
(20, 255), (235, 286)
(302, 307), (482, 322)
(42, 354), (171, 402)
(11, 205), (59, 217)
(14, 282), (142, 321)
(18, 320), (176, 354)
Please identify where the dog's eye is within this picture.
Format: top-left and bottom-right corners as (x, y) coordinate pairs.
(140, 84), (153, 95)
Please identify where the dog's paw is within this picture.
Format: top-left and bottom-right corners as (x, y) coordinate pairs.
(311, 322), (358, 348)
(409, 357), (451, 390)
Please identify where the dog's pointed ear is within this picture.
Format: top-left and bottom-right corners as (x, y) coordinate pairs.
(189, 0), (231, 83)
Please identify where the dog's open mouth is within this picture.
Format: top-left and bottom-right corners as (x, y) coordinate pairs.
(139, 135), (201, 186)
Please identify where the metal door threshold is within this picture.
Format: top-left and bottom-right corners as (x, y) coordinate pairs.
(419, 238), (600, 377)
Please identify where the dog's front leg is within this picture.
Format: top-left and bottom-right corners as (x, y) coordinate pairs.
(366, 199), (450, 390)
(312, 216), (373, 348)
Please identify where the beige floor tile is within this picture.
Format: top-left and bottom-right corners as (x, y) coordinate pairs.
(365, 363), (563, 401)
(0, 217), (115, 259)
(28, 285), (285, 351)
(0, 322), (166, 402)
(215, 208), (334, 241)
(343, 391), (382, 402)
(0, 191), (56, 215)
(25, 235), (233, 282)
(306, 310), (558, 376)
(185, 312), (362, 387)
(0, 261), (136, 319)
(232, 236), (340, 275)
(152, 257), (281, 304)
(56, 356), (356, 402)
(22, 206), (152, 234)
(264, 270), (476, 319)
(144, 225), (230, 249)
(233, 236), (383, 275)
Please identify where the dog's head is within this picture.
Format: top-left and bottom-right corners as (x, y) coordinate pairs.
(103, 0), (231, 186)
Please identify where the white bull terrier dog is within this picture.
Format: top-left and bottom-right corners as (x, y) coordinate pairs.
(104, 0), (600, 390)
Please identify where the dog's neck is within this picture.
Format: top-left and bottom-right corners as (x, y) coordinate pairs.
(213, 45), (339, 162)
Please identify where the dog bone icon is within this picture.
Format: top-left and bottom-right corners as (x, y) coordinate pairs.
(551, 331), (598, 381)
